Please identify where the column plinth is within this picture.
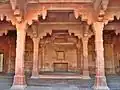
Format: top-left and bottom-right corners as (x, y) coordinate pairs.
(13, 75), (26, 85)
(93, 22), (109, 90)
(11, 23), (27, 89)
(93, 75), (109, 90)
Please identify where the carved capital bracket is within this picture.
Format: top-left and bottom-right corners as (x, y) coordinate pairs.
(27, 22), (39, 39)
(41, 6), (47, 20)
(13, 8), (23, 23)
(93, 22), (104, 33)
(104, 7), (120, 25)
(82, 24), (94, 39)
(92, 22), (104, 41)
(25, 6), (48, 25)
(82, 36), (89, 44)
(31, 22), (39, 38)
(10, 0), (28, 23)
(74, 9), (93, 25)
(0, 8), (16, 25)
(15, 21), (28, 34)
(76, 41), (81, 50)
(32, 37), (40, 45)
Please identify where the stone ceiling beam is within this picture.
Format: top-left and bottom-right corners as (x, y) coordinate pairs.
(0, 0), (119, 27)
(25, 3), (93, 25)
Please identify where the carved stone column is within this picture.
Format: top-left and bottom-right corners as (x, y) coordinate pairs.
(82, 36), (90, 79)
(93, 22), (109, 90)
(11, 23), (27, 89)
(31, 37), (40, 79)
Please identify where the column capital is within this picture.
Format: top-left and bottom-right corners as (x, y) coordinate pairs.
(31, 23), (39, 38)
(16, 22), (27, 31)
(32, 37), (40, 44)
(83, 24), (89, 37)
(93, 22), (104, 33)
(82, 36), (89, 43)
(76, 39), (81, 49)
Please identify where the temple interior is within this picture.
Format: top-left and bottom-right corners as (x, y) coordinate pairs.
(0, 11), (120, 76)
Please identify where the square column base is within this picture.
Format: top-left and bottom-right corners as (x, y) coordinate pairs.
(10, 85), (27, 90)
(82, 75), (91, 79)
(13, 75), (26, 85)
(82, 70), (90, 79)
(31, 71), (40, 79)
(93, 76), (109, 90)
(31, 75), (40, 79)
(93, 86), (110, 90)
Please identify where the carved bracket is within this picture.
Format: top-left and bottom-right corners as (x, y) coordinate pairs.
(41, 6), (47, 20)
(82, 24), (94, 39)
(27, 22), (39, 39)
(74, 9), (94, 25)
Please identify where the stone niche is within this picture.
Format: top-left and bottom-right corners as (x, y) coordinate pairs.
(40, 30), (79, 72)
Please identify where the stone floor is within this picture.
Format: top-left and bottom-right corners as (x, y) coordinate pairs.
(0, 74), (120, 90)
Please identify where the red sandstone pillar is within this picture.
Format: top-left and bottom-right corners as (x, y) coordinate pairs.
(93, 22), (109, 90)
(31, 38), (40, 79)
(82, 37), (90, 79)
(11, 23), (27, 89)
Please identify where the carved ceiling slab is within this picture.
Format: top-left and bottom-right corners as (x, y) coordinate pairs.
(0, 0), (119, 28)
